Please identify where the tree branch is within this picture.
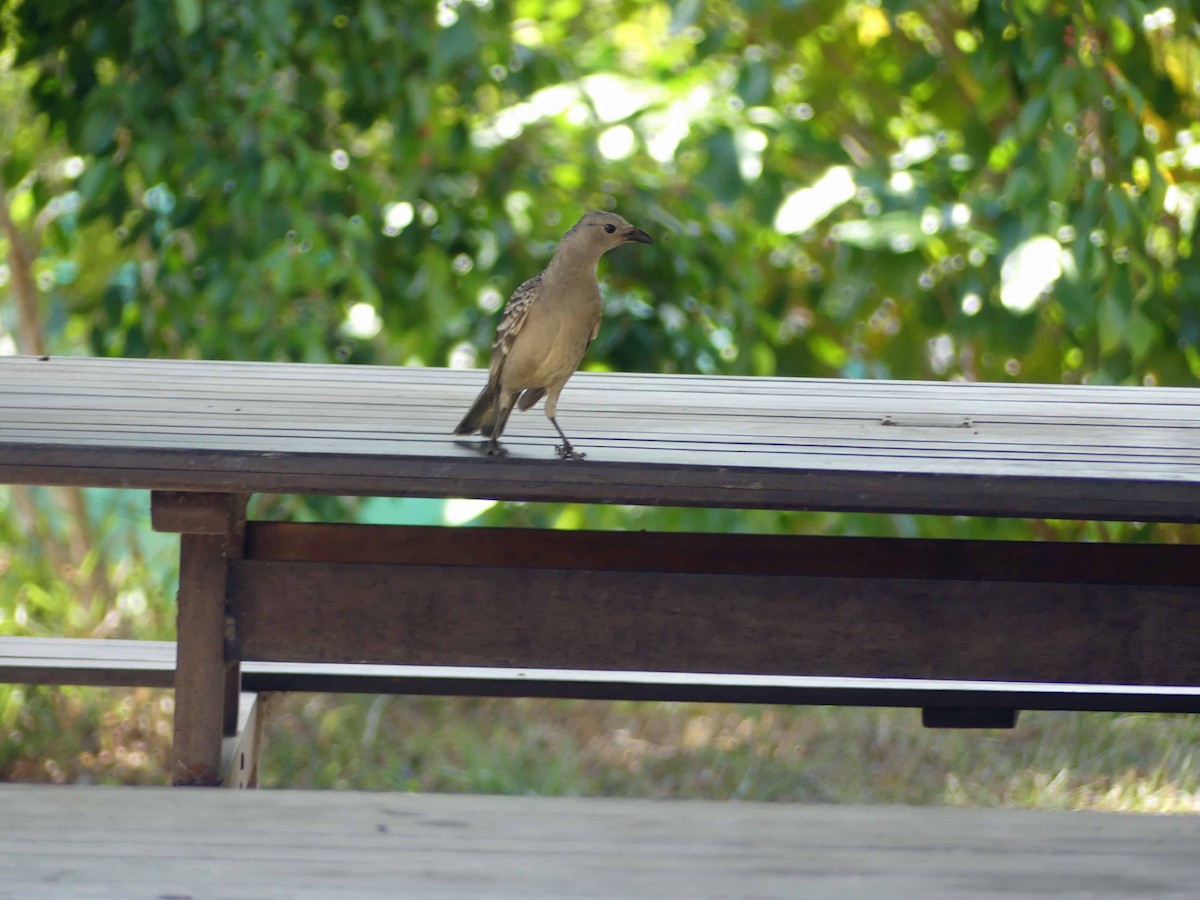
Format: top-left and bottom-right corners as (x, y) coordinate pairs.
(0, 177), (46, 356)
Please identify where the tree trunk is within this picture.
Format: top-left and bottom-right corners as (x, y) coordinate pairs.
(0, 177), (45, 356)
(1, 177), (109, 612)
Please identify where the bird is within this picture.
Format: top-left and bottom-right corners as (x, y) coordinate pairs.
(454, 210), (653, 459)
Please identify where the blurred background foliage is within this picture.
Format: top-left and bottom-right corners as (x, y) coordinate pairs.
(2, 0), (1200, 802)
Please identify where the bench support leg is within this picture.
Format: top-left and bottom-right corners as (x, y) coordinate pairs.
(154, 491), (248, 786)
(173, 533), (231, 785)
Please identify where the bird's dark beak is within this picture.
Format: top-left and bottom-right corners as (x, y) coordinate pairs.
(623, 227), (654, 244)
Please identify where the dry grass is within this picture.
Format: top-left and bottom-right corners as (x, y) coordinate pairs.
(258, 694), (1200, 811)
(4, 687), (1200, 813)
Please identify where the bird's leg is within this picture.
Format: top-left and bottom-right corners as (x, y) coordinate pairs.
(486, 391), (507, 456)
(549, 416), (586, 461)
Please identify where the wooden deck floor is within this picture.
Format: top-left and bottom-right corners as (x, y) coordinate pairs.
(3, 786), (1198, 899)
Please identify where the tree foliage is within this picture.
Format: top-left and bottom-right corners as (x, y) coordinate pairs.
(3, 0), (1197, 385)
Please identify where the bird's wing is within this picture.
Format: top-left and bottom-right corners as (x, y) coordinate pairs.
(489, 274), (542, 375)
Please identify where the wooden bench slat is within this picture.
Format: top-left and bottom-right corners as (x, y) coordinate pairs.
(6, 637), (1200, 714)
(5, 356), (1198, 406)
(4, 419), (1199, 464)
(3, 356), (1200, 521)
(3, 387), (1196, 426)
(2, 453), (1196, 522)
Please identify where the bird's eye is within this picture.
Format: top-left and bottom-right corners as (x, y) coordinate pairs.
(604, 224), (616, 234)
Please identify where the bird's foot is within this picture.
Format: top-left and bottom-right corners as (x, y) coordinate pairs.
(487, 441), (508, 457)
(555, 442), (586, 461)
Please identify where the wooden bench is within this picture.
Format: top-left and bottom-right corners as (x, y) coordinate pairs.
(2, 355), (1199, 786)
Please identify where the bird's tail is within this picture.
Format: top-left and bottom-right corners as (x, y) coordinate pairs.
(453, 374), (516, 441)
(455, 378), (501, 436)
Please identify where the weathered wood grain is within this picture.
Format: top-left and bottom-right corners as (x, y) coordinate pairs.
(172, 533), (229, 786)
(2, 355), (1199, 520)
(170, 493), (246, 786)
(3, 786), (1198, 899)
(228, 557), (1200, 686)
(150, 490), (246, 535)
(244, 521), (1200, 585)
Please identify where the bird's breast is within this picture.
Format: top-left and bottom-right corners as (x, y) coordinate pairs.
(501, 288), (601, 391)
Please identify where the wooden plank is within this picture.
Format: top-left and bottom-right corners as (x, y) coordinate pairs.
(6, 427), (1200, 477)
(223, 502), (248, 738)
(150, 490), (248, 739)
(244, 522), (1200, 586)
(3, 443), (1200, 522)
(4, 409), (1195, 452)
(172, 533), (229, 786)
(235, 661), (1200, 714)
(2, 356), (1200, 523)
(4, 416), (1199, 462)
(150, 490), (247, 535)
(7, 636), (1200, 713)
(169, 494), (246, 786)
(228, 559), (1200, 686)
(4, 354), (1198, 405)
(0, 637), (177, 688)
(4, 786), (1200, 898)
(3, 371), (1195, 415)
(0, 368), (1193, 426)
(220, 692), (267, 789)
(0, 377), (1191, 431)
(5, 388), (1196, 440)
(3, 381), (1196, 426)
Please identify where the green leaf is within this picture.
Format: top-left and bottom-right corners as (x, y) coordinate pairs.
(736, 61), (772, 106)
(1127, 310), (1155, 360)
(695, 128), (742, 203)
(1016, 95), (1049, 140)
(433, 19), (480, 75)
(1109, 15), (1134, 54)
(1115, 113), (1139, 158)
(174, 0), (202, 37)
(79, 106), (119, 154)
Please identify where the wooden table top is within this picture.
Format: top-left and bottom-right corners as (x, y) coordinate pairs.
(1, 355), (1198, 520)
(3, 786), (1198, 899)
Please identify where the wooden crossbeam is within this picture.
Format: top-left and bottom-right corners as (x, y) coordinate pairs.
(232, 523), (1200, 688)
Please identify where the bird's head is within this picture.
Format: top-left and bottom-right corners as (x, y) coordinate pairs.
(562, 210), (654, 254)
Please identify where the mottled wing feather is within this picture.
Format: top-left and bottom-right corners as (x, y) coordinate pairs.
(489, 274), (541, 376)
